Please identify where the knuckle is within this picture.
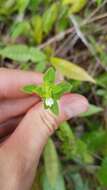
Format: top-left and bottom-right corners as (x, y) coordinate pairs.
(39, 110), (58, 135)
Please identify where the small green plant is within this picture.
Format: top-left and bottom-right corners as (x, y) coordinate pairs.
(22, 67), (72, 115)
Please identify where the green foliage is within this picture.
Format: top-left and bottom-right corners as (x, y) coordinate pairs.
(43, 138), (66, 190)
(43, 3), (59, 35)
(42, 172), (66, 190)
(97, 73), (107, 89)
(71, 173), (89, 190)
(96, 0), (104, 6)
(23, 67), (72, 115)
(83, 130), (107, 154)
(57, 122), (93, 164)
(43, 139), (59, 188)
(97, 157), (107, 186)
(44, 67), (55, 83)
(31, 15), (43, 44)
(62, 0), (87, 14)
(80, 104), (103, 117)
(51, 57), (95, 83)
(16, 0), (30, 13)
(0, 45), (46, 63)
(10, 21), (31, 40)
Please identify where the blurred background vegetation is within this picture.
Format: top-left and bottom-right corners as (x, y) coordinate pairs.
(0, 0), (107, 189)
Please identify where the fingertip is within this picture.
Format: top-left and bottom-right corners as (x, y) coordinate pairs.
(59, 93), (89, 119)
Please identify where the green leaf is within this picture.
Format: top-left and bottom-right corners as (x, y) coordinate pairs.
(42, 171), (66, 190)
(29, 47), (46, 62)
(53, 82), (72, 99)
(63, 0), (87, 14)
(50, 100), (59, 115)
(96, 0), (104, 6)
(17, 0), (30, 13)
(80, 104), (103, 117)
(0, 45), (46, 63)
(43, 3), (59, 35)
(97, 157), (107, 186)
(43, 139), (66, 190)
(22, 84), (43, 96)
(31, 15), (43, 44)
(36, 61), (46, 72)
(51, 57), (96, 83)
(44, 67), (56, 84)
(43, 138), (60, 189)
(10, 21), (30, 39)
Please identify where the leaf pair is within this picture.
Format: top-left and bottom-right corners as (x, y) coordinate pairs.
(23, 67), (72, 115)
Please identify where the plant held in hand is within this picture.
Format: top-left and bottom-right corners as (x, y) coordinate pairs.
(23, 67), (72, 115)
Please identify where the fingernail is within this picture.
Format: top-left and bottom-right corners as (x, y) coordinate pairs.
(60, 94), (89, 118)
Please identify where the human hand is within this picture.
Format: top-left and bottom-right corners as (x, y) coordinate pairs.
(0, 68), (88, 190)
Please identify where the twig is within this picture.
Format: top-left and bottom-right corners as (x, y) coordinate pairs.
(38, 27), (74, 49)
(83, 0), (107, 25)
(55, 33), (76, 55)
(70, 15), (89, 48)
(86, 13), (107, 24)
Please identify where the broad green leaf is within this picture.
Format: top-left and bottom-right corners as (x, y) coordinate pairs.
(31, 15), (43, 44)
(50, 100), (59, 115)
(29, 47), (46, 62)
(22, 84), (43, 96)
(53, 82), (72, 99)
(43, 3), (59, 35)
(0, 45), (29, 62)
(62, 0), (87, 14)
(0, 45), (46, 63)
(80, 104), (103, 117)
(97, 157), (107, 186)
(44, 67), (56, 83)
(51, 57), (95, 83)
(43, 139), (60, 188)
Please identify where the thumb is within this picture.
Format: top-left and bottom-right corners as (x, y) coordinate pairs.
(4, 94), (88, 158)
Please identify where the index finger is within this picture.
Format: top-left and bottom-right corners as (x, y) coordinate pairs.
(0, 68), (43, 99)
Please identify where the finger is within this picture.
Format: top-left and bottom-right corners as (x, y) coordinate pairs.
(0, 68), (42, 99)
(0, 116), (22, 138)
(0, 96), (40, 123)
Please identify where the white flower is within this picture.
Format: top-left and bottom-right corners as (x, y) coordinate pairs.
(45, 98), (54, 107)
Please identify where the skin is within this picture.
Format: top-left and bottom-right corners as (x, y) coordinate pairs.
(0, 68), (88, 190)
